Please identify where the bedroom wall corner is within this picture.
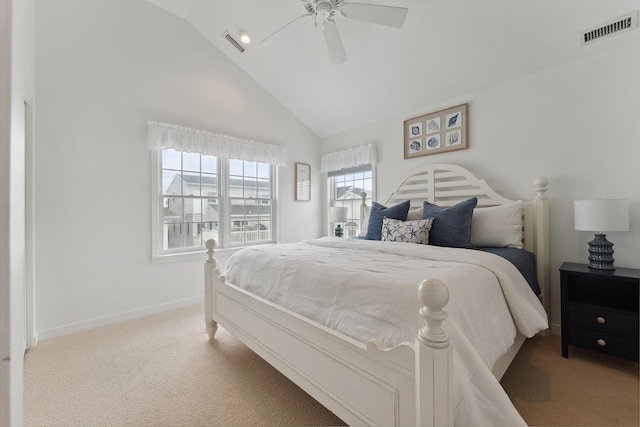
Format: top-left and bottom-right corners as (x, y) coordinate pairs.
(33, 0), (322, 339)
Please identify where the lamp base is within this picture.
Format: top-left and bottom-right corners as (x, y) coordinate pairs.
(587, 233), (615, 270)
(334, 224), (343, 237)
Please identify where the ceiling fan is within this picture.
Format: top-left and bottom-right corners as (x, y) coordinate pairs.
(261, 0), (408, 65)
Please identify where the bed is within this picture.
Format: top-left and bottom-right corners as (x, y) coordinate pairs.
(203, 163), (550, 426)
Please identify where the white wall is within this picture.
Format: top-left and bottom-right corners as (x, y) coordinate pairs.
(321, 39), (640, 334)
(34, 0), (322, 339)
(1, 0), (35, 423)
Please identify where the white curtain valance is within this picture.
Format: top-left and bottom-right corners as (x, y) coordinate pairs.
(147, 121), (287, 167)
(320, 143), (377, 173)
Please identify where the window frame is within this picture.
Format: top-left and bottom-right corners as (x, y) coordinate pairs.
(151, 149), (278, 263)
(327, 164), (376, 238)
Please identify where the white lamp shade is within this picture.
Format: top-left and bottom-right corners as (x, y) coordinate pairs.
(329, 206), (348, 222)
(574, 199), (629, 232)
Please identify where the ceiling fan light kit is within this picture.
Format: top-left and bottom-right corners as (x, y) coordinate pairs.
(239, 30), (251, 44)
(261, 0), (408, 65)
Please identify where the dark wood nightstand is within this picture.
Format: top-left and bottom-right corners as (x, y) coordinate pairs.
(560, 262), (640, 362)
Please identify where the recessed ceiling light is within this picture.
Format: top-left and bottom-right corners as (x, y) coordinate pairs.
(239, 30), (251, 44)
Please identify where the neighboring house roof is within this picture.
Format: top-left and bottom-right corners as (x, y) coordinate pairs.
(336, 186), (366, 200)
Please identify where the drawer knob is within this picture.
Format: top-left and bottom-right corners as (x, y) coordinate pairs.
(597, 339), (606, 347)
(596, 316), (606, 324)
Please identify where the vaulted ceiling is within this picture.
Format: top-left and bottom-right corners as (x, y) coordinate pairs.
(146, 0), (640, 138)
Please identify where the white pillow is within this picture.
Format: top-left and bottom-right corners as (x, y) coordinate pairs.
(406, 207), (423, 221)
(470, 201), (523, 248)
(381, 217), (433, 245)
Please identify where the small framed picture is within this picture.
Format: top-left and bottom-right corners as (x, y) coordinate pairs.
(295, 163), (311, 201)
(403, 103), (468, 159)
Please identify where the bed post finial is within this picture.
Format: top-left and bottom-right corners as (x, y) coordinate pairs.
(417, 278), (450, 348)
(206, 239), (217, 267)
(534, 177), (548, 200)
(415, 278), (453, 426)
(360, 192), (368, 232)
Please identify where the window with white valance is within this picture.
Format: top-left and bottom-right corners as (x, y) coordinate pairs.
(322, 144), (377, 237)
(147, 121), (287, 166)
(320, 143), (377, 175)
(148, 122), (285, 260)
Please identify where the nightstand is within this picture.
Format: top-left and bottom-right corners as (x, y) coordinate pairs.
(560, 262), (640, 362)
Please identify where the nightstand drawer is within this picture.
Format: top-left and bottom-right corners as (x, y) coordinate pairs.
(569, 326), (639, 361)
(568, 304), (639, 338)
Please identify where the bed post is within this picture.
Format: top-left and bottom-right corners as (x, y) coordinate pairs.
(533, 177), (550, 317)
(415, 278), (453, 427)
(204, 239), (220, 340)
(359, 192), (368, 227)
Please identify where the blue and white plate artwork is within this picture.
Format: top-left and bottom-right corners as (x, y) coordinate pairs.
(410, 123), (422, 137)
(409, 139), (422, 153)
(426, 136), (440, 150)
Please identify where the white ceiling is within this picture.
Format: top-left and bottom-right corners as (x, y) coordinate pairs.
(146, 0), (640, 138)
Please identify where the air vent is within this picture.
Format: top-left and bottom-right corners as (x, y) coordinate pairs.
(224, 32), (245, 53)
(582, 11), (638, 45)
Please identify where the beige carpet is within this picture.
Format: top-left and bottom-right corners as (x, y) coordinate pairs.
(24, 304), (639, 426)
(501, 333), (639, 426)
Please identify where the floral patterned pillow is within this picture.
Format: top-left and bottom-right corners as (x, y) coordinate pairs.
(381, 217), (433, 245)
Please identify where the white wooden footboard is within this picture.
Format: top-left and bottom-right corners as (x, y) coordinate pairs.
(204, 239), (453, 427)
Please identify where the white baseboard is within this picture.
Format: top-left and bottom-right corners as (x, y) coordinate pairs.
(549, 322), (561, 336)
(36, 296), (203, 343)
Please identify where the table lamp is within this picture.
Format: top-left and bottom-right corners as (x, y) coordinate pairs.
(574, 199), (629, 270)
(330, 206), (348, 237)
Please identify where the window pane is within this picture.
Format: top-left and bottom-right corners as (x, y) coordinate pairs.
(244, 161), (257, 177)
(163, 170), (181, 195)
(201, 198), (219, 223)
(229, 199), (272, 245)
(229, 178), (243, 198)
(201, 155), (216, 174)
(335, 180), (348, 200)
(242, 177), (257, 198)
(183, 152), (200, 172)
(182, 172), (201, 196)
(162, 196), (221, 251)
(201, 173), (218, 197)
(256, 178), (270, 199)
(163, 197), (184, 250)
(162, 149), (181, 170)
(229, 159), (243, 176)
(257, 163), (269, 178)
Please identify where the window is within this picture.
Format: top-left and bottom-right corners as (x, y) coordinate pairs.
(148, 121), (285, 260)
(322, 144), (377, 238)
(228, 159), (273, 246)
(330, 167), (374, 238)
(153, 149), (276, 258)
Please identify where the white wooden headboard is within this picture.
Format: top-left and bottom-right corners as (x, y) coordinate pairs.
(361, 163), (550, 315)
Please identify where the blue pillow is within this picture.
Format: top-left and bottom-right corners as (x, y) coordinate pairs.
(365, 200), (411, 240)
(422, 197), (478, 248)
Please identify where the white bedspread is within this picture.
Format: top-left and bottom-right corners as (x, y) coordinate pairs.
(223, 237), (548, 426)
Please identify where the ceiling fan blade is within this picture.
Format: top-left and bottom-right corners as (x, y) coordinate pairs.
(340, 2), (408, 28)
(261, 13), (313, 44)
(323, 19), (347, 65)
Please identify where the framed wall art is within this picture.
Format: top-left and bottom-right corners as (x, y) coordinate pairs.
(295, 163), (311, 201)
(403, 103), (468, 159)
